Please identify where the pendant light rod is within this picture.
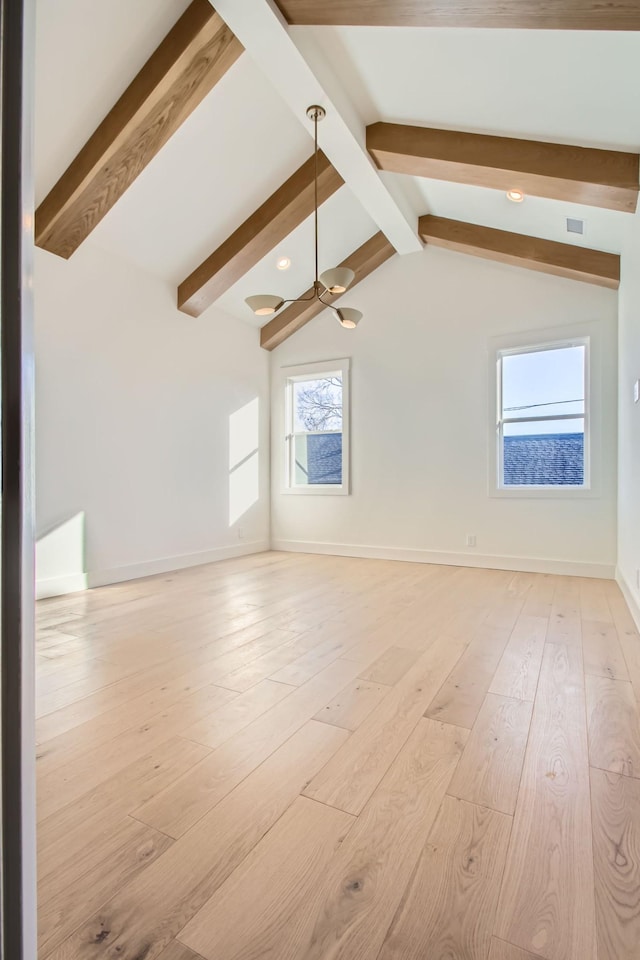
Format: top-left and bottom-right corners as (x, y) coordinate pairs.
(306, 104), (325, 289)
(314, 109), (318, 286)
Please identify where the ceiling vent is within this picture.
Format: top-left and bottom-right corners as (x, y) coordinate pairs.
(566, 217), (585, 236)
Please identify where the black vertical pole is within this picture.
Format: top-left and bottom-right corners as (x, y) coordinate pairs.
(1, 0), (37, 955)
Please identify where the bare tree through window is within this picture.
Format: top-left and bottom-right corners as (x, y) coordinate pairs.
(294, 376), (343, 431)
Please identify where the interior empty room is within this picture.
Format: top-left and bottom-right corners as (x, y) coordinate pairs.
(19, 1), (640, 959)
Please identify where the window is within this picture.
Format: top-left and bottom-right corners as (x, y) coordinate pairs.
(496, 339), (588, 490)
(283, 359), (350, 494)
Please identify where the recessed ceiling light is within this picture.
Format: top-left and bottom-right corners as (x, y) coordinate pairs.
(506, 189), (525, 203)
(276, 256), (291, 270)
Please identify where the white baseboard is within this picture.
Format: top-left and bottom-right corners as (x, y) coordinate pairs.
(87, 540), (270, 588)
(615, 566), (640, 632)
(36, 541), (269, 597)
(272, 538), (615, 580)
(36, 572), (89, 600)
(38, 535), (618, 596)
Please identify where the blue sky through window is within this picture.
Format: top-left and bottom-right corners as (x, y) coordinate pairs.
(502, 345), (585, 436)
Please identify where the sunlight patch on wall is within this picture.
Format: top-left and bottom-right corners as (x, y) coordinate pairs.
(229, 398), (259, 527)
(36, 511), (87, 598)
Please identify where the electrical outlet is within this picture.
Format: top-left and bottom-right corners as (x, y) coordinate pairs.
(466, 534), (477, 548)
(237, 527), (245, 540)
(634, 379), (640, 404)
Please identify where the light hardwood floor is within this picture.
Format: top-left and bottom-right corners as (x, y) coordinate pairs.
(35, 551), (640, 960)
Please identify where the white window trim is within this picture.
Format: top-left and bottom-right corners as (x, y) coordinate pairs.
(282, 358), (350, 496)
(488, 323), (603, 500)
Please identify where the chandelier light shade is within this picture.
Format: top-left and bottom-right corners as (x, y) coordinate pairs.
(319, 267), (355, 294)
(334, 307), (362, 329)
(245, 105), (363, 329)
(245, 295), (284, 316)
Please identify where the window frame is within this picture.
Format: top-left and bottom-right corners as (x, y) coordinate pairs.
(282, 358), (350, 496)
(488, 328), (599, 499)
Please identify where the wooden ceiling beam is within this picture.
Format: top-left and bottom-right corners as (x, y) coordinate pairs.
(276, 1), (640, 29)
(419, 215), (620, 289)
(368, 123), (639, 214)
(178, 151), (343, 317)
(35, 0), (243, 259)
(260, 231), (395, 350)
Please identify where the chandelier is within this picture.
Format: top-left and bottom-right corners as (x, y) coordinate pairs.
(245, 105), (362, 329)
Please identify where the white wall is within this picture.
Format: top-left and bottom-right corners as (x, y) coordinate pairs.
(35, 243), (270, 593)
(617, 223), (640, 624)
(271, 247), (618, 578)
(35, 240), (621, 592)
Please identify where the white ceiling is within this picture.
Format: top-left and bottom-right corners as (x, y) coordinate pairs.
(303, 26), (640, 149)
(401, 176), (634, 255)
(34, 5), (640, 327)
(89, 55), (313, 288)
(301, 24), (640, 259)
(35, 0), (192, 201)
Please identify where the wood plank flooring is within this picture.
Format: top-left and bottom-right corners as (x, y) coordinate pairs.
(35, 551), (640, 960)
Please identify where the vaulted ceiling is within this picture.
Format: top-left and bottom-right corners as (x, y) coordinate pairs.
(35, 0), (640, 347)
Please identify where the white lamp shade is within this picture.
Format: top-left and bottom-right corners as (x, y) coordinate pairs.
(245, 294), (284, 316)
(336, 307), (362, 329)
(320, 267), (355, 294)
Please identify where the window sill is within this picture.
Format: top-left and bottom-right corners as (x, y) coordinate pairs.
(282, 485), (349, 496)
(490, 485), (597, 500)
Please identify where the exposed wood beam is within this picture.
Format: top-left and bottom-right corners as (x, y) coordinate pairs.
(276, 1), (640, 29)
(260, 231), (395, 350)
(418, 215), (620, 289)
(212, 0), (422, 255)
(178, 152), (343, 317)
(35, 0), (243, 259)
(368, 123), (639, 214)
